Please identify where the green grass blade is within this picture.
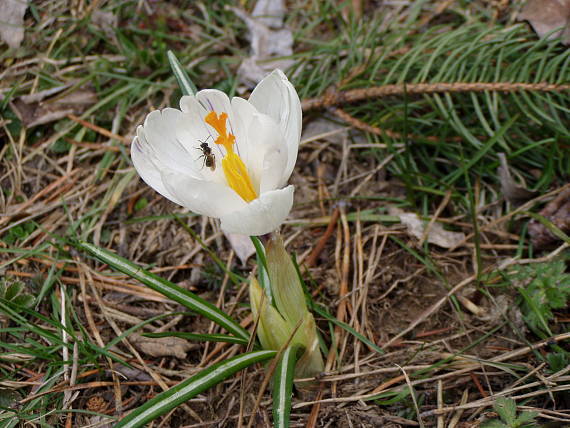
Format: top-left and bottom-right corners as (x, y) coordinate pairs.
(76, 241), (249, 341)
(142, 331), (249, 346)
(312, 305), (384, 354)
(115, 350), (277, 428)
(167, 50), (198, 96)
(524, 211), (570, 245)
(272, 344), (303, 428)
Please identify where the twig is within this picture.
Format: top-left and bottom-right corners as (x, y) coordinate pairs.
(305, 207), (340, 268)
(67, 114), (130, 144)
(302, 82), (570, 111)
(398, 365), (425, 428)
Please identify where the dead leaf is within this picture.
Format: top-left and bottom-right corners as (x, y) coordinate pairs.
(518, 0), (570, 45)
(91, 10), (118, 42)
(301, 118), (350, 146)
(0, 0), (28, 49)
(233, 0), (294, 86)
(528, 187), (570, 248)
(109, 364), (153, 382)
(390, 208), (466, 249)
(224, 231), (256, 266)
(497, 153), (538, 204)
(252, 0), (286, 28)
(130, 333), (197, 359)
(10, 87), (97, 128)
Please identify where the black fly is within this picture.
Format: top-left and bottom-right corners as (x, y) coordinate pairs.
(196, 138), (216, 172)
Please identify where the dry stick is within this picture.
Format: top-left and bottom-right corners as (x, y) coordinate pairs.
(447, 388), (469, 428)
(331, 107), (462, 143)
(305, 388), (324, 428)
(19, 380), (181, 404)
(382, 271), (477, 349)
(0, 168), (80, 227)
(302, 82), (570, 111)
(245, 319), (304, 428)
(398, 365), (425, 428)
(238, 291), (265, 428)
(202, 251), (234, 366)
(308, 207), (350, 427)
(66, 114), (131, 144)
(77, 265), (123, 415)
(305, 207), (340, 268)
(436, 380), (444, 428)
(419, 189), (453, 247)
(85, 268), (203, 422)
(330, 107), (403, 140)
(293, 332), (570, 409)
(421, 385), (570, 419)
(450, 183), (570, 251)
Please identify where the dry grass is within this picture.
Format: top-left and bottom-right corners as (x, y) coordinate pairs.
(1, 0), (569, 427)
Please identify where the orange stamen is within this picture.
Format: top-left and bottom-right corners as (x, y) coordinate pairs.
(204, 110), (257, 202)
(205, 111), (235, 152)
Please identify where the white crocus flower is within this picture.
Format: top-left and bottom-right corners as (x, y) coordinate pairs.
(131, 69), (301, 236)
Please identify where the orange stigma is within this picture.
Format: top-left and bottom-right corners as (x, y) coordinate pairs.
(204, 111), (257, 203)
(205, 111), (236, 152)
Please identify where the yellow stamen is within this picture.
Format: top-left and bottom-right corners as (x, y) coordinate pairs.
(205, 111), (257, 202)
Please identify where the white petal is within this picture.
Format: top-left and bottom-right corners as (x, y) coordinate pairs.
(195, 89), (250, 164)
(196, 89), (232, 115)
(260, 144), (288, 193)
(131, 130), (183, 205)
(176, 95), (231, 183)
(248, 69), (302, 185)
(230, 97), (257, 170)
(195, 89), (244, 145)
(161, 172), (247, 218)
(142, 109), (196, 177)
(219, 185), (294, 236)
(231, 98), (287, 193)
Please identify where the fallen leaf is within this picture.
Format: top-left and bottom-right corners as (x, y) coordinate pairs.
(0, 0), (28, 49)
(390, 208), (466, 249)
(10, 87), (97, 128)
(130, 333), (198, 359)
(108, 364), (153, 382)
(528, 187), (570, 248)
(252, 0), (286, 28)
(497, 153), (538, 204)
(518, 0), (570, 45)
(301, 118), (350, 146)
(91, 10), (118, 42)
(224, 231), (256, 266)
(233, 0), (294, 86)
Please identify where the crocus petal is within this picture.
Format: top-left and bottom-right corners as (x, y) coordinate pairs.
(230, 96), (257, 170)
(219, 185), (294, 236)
(161, 172), (247, 218)
(231, 98), (288, 193)
(266, 234), (307, 326)
(196, 89), (244, 143)
(249, 70), (302, 185)
(249, 277), (291, 351)
(131, 133), (182, 205)
(141, 108), (197, 177)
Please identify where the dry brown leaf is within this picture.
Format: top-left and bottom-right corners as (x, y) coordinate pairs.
(233, 0), (294, 86)
(252, 0), (286, 28)
(91, 10), (118, 42)
(223, 231), (256, 266)
(528, 187), (570, 248)
(390, 208), (466, 249)
(518, 0), (570, 44)
(130, 333), (198, 359)
(0, 0), (28, 49)
(10, 88), (97, 128)
(497, 153), (538, 204)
